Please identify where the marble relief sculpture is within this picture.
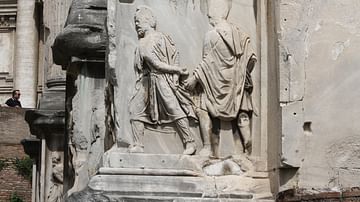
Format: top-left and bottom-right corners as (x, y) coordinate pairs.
(128, 1), (256, 156)
(129, 6), (197, 155)
(47, 152), (64, 202)
(185, 0), (257, 154)
(60, 0), (275, 200)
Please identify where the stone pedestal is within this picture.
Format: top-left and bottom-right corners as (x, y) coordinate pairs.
(67, 152), (273, 201)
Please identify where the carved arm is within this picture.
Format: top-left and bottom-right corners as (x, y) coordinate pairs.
(143, 54), (188, 75)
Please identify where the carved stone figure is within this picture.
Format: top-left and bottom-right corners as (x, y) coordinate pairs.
(129, 6), (197, 155)
(47, 152), (63, 202)
(185, 0), (257, 154)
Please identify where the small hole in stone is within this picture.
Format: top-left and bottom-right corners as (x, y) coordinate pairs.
(285, 88), (288, 91)
(293, 112), (297, 116)
(303, 122), (313, 133)
(162, 160), (165, 163)
(119, 159), (122, 162)
(284, 18), (287, 21)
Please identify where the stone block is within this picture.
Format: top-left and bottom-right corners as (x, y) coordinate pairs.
(103, 152), (206, 172)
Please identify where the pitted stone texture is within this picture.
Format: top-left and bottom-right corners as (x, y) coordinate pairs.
(67, 64), (106, 195)
(279, 0), (360, 191)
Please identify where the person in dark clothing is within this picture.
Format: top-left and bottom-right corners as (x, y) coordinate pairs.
(5, 90), (22, 108)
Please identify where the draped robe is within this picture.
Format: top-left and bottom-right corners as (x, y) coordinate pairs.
(194, 22), (256, 121)
(129, 31), (196, 124)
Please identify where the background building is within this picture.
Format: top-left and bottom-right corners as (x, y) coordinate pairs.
(0, 0), (70, 108)
(0, 0), (70, 201)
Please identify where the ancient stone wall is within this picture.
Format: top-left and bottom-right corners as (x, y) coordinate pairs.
(278, 0), (360, 192)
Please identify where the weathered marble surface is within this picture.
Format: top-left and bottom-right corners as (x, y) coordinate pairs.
(278, 0), (360, 191)
(107, 0), (209, 148)
(65, 63), (106, 196)
(107, 0), (261, 158)
(66, 174), (272, 201)
(80, 0), (272, 200)
(50, 0), (360, 201)
(51, 0), (108, 197)
(52, 0), (107, 66)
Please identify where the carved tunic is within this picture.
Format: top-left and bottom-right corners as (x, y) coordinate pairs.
(130, 32), (195, 124)
(194, 22), (256, 120)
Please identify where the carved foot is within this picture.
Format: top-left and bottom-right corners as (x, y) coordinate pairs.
(183, 142), (196, 155)
(128, 145), (144, 153)
(199, 145), (212, 156)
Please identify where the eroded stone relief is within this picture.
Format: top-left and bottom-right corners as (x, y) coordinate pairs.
(124, 0), (256, 159)
(184, 0), (257, 157)
(47, 152), (63, 202)
(66, 0), (272, 200)
(128, 6), (197, 155)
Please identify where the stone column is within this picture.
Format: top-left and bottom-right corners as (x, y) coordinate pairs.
(14, 0), (39, 108)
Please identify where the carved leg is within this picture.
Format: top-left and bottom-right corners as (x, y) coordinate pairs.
(237, 112), (251, 154)
(129, 120), (144, 153)
(175, 118), (196, 155)
(196, 108), (213, 156)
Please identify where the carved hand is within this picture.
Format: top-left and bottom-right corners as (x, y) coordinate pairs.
(178, 67), (189, 76)
(184, 75), (198, 91)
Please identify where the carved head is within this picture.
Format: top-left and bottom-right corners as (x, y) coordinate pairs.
(134, 6), (157, 38)
(208, 0), (232, 26)
(51, 152), (61, 166)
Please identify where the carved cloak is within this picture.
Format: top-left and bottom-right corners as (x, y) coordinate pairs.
(130, 32), (196, 124)
(194, 23), (256, 121)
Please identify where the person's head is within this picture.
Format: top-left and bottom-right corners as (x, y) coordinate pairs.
(207, 0), (232, 27)
(12, 90), (20, 100)
(134, 6), (156, 38)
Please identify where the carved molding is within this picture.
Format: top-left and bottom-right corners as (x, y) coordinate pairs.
(0, 72), (14, 93)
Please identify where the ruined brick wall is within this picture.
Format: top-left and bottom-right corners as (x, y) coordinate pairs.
(0, 158), (32, 202)
(0, 107), (32, 202)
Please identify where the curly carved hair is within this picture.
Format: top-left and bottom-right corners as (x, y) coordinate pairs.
(134, 5), (157, 29)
